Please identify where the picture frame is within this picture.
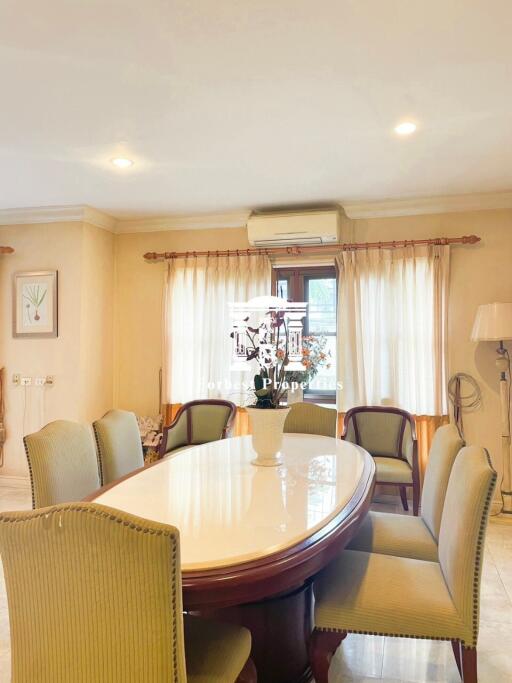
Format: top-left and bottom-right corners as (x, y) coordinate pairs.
(12, 270), (58, 338)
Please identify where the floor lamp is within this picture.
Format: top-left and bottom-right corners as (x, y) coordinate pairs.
(472, 302), (512, 516)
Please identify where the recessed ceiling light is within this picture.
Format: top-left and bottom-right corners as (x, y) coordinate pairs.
(111, 157), (134, 168)
(394, 121), (417, 136)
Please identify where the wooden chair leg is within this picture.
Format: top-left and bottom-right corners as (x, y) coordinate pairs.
(399, 486), (409, 511)
(451, 640), (462, 677)
(309, 628), (347, 683)
(236, 657), (257, 683)
(460, 646), (477, 683)
(412, 482), (420, 516)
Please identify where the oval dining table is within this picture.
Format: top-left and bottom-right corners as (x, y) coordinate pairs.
(86, 433), (375, 683)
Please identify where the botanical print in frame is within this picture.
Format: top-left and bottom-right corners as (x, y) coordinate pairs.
(13, 271), (58, 338)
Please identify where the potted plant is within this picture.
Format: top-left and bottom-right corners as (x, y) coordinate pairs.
(233, 306), (292, 466)
(285, 335), (331, 403)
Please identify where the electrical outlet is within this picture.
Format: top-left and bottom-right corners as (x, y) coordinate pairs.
(12, 374), (20, 386)
(35, 377), (46, 387)
(20, 376), (32, 386)
(46, 375), (54, 386)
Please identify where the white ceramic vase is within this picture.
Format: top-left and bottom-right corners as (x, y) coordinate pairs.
(287, 385), (304, 404)
(246, 406), (291, 467)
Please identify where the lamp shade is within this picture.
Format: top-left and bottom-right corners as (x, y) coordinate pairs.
(471, 303), (512, 342)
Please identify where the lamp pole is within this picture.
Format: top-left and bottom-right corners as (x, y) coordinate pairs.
(497, 341), (512, 514)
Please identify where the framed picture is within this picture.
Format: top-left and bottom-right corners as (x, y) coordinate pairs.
(13, 271), (58, 338)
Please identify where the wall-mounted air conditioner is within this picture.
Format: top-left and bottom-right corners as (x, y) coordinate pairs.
(247, 209), (340, 247)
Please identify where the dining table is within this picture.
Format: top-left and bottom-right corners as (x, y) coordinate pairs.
(87, 433), (375, 683)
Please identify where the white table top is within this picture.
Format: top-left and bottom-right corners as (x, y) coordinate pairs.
(94, 434), (367, 572)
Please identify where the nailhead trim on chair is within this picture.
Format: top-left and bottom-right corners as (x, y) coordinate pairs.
(92, 423), (106, 486)
(22, 436), (37, 510)
(317, 626), (464, 643)
(470, 449), (497, 646)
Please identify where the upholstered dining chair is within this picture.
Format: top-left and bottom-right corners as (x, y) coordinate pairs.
(347, 423), (464, 561)
(93, 409), (144, 485)
(341, 406), (420, 514)
(310, 445), (496, 683)
(0, 502), (256, 683)
(284, 402), (337, 437)
(23, 420), (100, 509)
(160, 399), (237, 458)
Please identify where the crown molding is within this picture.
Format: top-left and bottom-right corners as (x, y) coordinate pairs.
(0, 205), (116, 232)
(115, 210), (251, 233)
(1, 191), (511, 233)
(342, 191), (512, 219)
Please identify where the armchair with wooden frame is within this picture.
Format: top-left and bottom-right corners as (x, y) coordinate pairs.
(160, 399), (237, 458)
(341, 406), (420, 515)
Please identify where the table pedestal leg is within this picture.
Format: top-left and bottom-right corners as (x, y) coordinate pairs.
(198, 582), (313, 683)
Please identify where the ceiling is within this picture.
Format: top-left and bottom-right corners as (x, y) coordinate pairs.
(1, 1), (511, 219)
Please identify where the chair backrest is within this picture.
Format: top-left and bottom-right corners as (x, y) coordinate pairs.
(160, 399), (236, 456)
(0, 503), (186, 682)
(420, 423), (464, 540)
(438, 446), (496, 647)
(342, 406), (416, 466)
(93, 409), (144, 485)
(284, 402), (337, 437)
(24, 420), (101, 509)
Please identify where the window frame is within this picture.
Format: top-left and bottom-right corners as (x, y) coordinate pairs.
(272, 265), (337, 405)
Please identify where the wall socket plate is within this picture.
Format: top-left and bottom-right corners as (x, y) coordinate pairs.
(20, 377), (32, 386)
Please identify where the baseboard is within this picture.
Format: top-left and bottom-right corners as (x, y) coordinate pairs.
(0, 474), (30, 488)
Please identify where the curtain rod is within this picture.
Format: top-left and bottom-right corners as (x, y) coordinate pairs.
(0, 247), (14, 254)
(143, 234), (480, 261)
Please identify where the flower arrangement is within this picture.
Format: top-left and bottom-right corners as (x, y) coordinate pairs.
(233, 308), (291, 409)
(285, 335), (331, 386)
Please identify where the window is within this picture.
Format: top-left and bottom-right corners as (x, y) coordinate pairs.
(273, 266), (337, 403)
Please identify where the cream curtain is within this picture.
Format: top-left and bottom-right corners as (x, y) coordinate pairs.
(336, 244), (449, 416)
(163, 254), (271, 405)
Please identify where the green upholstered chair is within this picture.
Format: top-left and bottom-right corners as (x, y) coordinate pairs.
(310, 446), (496, 683)
(341, 406), (420, 514)
(347, 423), (464, 561)
(284, 402), (337, 438)
(23, 420), (101, 509)
(0, 502), (255, 683)
(160, 399), (237, 458)
(93, 409), (144, 485)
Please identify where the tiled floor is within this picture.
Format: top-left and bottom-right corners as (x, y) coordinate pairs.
(0, 482), (511, 682)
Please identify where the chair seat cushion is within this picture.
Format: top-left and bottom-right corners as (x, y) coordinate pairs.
(347, 511), (438, 562)
(314, 549), (469, 643)
(373, 456), (413, 484)
(184, 615), (251, 683)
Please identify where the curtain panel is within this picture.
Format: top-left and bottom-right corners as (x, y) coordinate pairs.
(336, 244), (450, 416)
(162, 254), (271, 405)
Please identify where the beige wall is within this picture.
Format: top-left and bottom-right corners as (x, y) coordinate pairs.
(0, 221), (114, 478)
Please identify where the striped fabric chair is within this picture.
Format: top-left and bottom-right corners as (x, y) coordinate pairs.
(93, 409), (144, 485)
(23, 420), (100, 509)
(310, 446), (496, 683)
(0, 502), (256, 683)
(160, 399), (237, 458)
(347, 423), (464, 561)
(341, 406), (420, 514)
(284, 402), (337, 438)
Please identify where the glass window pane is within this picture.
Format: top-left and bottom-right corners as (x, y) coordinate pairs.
(306, 278), (336, 335)
(277, 279), (288, 300)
